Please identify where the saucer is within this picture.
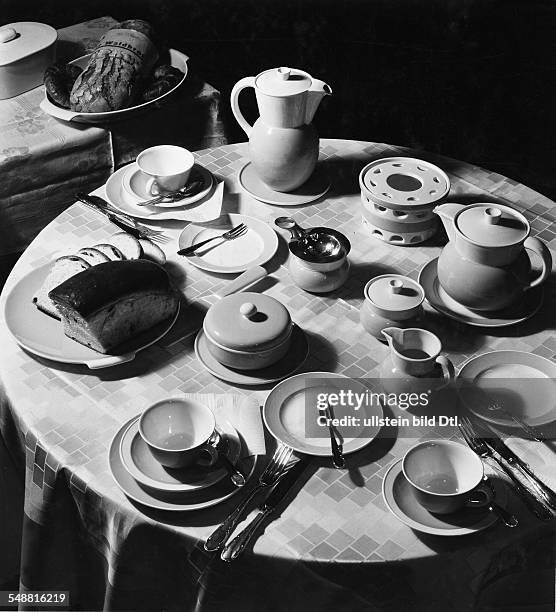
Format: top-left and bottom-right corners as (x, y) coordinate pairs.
(119, 416), (241, 493)
(458, 351), (556, 428)
(419, 258), (543, 327)
(382, 460), (504, 536)
(194, 324), (309, 386)
(123, 164), (214, 208)
(263, 372), (382, 457)
(110, 417), (259, 512)
(238, 163), (330, 206)
(105, 163), (217, 221)
(177, 213), (279, 274)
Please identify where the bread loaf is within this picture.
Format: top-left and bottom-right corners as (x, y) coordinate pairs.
(48, 260), (179, 353)
(69, 20), (158, 112)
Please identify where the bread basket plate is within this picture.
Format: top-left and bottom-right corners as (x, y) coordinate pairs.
(3, 264), (180, 369)
(39, 48), (188, 124)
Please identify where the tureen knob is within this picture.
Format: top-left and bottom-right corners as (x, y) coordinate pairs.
(484, 207), (502, 225)
(389, 279), (404, 294)
(277, 67), (291, 80)
(240, 302), (258, 319)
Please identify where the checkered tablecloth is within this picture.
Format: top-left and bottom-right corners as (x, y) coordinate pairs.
(0, 140), (554, 611)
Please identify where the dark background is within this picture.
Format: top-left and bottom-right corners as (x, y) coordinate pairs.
(4, 0), (556, 199)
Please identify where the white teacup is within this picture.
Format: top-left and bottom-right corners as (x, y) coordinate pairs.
(139, 398), (219, 469)
(402, 439), (491, 514)
(136, 145), (195, 195)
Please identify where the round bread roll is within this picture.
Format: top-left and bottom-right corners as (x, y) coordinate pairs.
(109, 233), (142, 260)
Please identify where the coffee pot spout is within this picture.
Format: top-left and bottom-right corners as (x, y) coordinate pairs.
(305, 79), (332, 124)
(433, 203), (465, 242)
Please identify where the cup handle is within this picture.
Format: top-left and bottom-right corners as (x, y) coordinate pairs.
(465, 481), (493, 508)
(524, 236), (552, 290)
(436, 355), (455, 382)
(145, 177), (160, 196)
(197, 443), (219, 467)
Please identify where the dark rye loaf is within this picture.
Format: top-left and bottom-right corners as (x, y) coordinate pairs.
(69, 20), (159, 113)
(48, 260), (179, 353)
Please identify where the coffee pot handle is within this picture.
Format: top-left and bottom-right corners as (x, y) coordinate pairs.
(230, 77), (256, 137)
(524, 236), (553, 290)
(436, 355), (455, 382)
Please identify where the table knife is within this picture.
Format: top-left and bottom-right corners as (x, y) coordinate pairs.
(483, 432), (556, 512)
(220, 458), (307, 562)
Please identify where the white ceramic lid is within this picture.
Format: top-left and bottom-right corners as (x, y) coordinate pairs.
(359, 157), (450, 210)
(365, 274), (424, 314)
(0, 22), (57, 67)
(204, 291), (292, 351)
(456, 204), (529, 247)
(255, 67), (312, 96)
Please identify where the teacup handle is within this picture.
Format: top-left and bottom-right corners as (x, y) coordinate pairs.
(436, 355), (455, 382)
(230, 76), (256, 137)
(145, 177), (160, 196)
(524, 236), (552, 290)
(197, 443), (219, 467)
(465, 481), (493, 508)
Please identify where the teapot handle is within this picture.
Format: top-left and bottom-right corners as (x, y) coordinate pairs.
(230, 77), (256, 137)
(524, 237), (553, 290)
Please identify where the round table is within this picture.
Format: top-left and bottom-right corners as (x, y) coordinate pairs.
(1, 140), (555, 612)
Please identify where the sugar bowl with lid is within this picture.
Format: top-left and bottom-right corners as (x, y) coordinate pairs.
(203, 292), (293, 370)
(360, 274), (425, 340)
(435, 202), (553, 311)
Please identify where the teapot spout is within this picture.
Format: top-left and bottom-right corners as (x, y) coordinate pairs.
(434, 203), (465, 242)
(305, 79), (332, 124)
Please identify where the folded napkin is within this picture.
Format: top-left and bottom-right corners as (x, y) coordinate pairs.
(128, 181), (224, 222)
(177, 393), (266, 457)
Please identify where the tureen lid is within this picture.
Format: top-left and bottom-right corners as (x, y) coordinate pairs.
(0, 22), (57, 67)
(365, 274), (424, 314)
(255, 67), (312, 96)
(204, 292), (292, 351)
(456, 204), (529, 247)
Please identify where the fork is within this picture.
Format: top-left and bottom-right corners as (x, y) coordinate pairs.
(204, 444), (294, 552)
(76, 193), (170, 243)
(485, 398), (546, 442)
(459, 415), (553, 521)
(177, 224), (247, 256)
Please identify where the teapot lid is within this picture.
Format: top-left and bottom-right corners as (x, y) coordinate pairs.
(365, 274), (424, 314)
(456, 204), (529, 246)
(255, 67), (312, 96)
(204, 292), (292, 351)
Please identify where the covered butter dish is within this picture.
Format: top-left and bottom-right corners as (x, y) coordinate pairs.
(360, 274), (425, 340)
(0, 22), (57, 99)
(203, 292), (293, 370)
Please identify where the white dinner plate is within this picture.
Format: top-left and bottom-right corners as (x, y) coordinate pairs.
(263, 372), (382, 457)
(238, 162), (330, 206)
(40, 49), (188, 124)
(3, 264), (179, 369)
(178, 213), (279, 274)
(119, 416), (241, 493)
(457, 351), (556, 428)
(418, 258), (543, 328)
(194, 325), (309, 386)
(110, 417), (259, 512)
(106, 163), (215, 220)
(382, 460), (504, 536)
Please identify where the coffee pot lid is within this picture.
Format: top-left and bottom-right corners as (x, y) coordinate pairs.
(456, 204), (529, 247)
(365, 274), (424, 313)
(204, 292), (292, 351)
(255, 67), (312, 96)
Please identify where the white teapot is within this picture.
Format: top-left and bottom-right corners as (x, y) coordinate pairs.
(231, 67), (331, 192)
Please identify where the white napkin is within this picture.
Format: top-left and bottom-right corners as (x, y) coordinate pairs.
(178, 393), (266, 457)
(132, 181), (224, 222)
